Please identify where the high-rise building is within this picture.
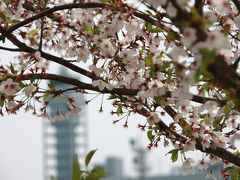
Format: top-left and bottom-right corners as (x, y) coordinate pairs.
(42, 69), (88, 180)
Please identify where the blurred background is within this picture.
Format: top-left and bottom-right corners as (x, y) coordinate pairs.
(0, 41), (218, 180)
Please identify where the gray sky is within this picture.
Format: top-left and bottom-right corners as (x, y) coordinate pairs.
(0, 95), (178, 180)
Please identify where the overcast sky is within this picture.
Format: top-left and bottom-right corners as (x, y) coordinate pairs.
(0, 93), (179, 180)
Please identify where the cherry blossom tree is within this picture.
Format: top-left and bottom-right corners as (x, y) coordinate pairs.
(0, 0), (240, 179)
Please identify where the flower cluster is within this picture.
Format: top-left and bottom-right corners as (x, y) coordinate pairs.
(0, 0), (240, 178)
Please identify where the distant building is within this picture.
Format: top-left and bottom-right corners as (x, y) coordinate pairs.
(42, 69), (88, 180)
(99, 156), (221, 180)
(96, 157), (123, 180)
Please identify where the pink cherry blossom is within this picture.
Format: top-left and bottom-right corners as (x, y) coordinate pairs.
(197, 160), (209, 170)
(206, 171), (217, 180)
(66, 106), (81, 119)
(92, 80), (113, 91)
(0, 79), (20, 95)
(147, 112), (161, 126)
(52, 111), (65, 121)
(181, 27), (197, 47)
(183, 138), (196, 152)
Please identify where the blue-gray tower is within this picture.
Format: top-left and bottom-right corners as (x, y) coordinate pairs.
(43, 69), (88, 180)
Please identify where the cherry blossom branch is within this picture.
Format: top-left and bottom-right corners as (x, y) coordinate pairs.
(0, 3), (107, 42)
(16, 73), (139, 96)
(0, 68), (221, 107)
(169, 0), (207, 41)
(167, 1), (240, 103)
(194, 0), (204, 15)
(132, 11), (181, 40)
(208, 55), (240, 99)
(0, 26), (94, 80)
(22, 3), (78, 32)
(12, 72), (225, 107)
(4, 2), (182, 44)
(232, 0), (240, 12)
(138, 105), (240, 167)
(163, 105), (240, 167)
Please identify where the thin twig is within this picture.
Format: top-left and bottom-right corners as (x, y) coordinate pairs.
(0, 46), (22, 52)
(38, 18), (45, 51)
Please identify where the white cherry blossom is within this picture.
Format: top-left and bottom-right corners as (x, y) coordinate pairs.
(206, 171), (217, 180)
(181, 27), (197, 47)
(23, 84), (37, 96)
(0, 79), (20, 95)
(181, 158), (195, 175)
(197, 160), (209, 170)
(53, 112), (65, 121)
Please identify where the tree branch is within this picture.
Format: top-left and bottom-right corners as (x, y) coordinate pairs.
(208, 55), (240, 99)
(163, 105), (240, 166)
(0, 26), (93, 80)
(232, 0), (240, 12)
(0, 46), (22, 52)
(0, 3), (107, 42)
(137, 105), (240, 167)
(12, 73), (225, 107)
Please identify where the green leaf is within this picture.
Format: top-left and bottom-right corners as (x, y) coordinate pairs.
(50, 176), (56, 180)
(212, 125), (222, 132)
(0, 13), (7, 23)
(43, 92), (50, 100)
(190, 7), (202, 21)
(18, 82), (25, 89)
(232, 171), (239, 180)
(10, 63), (15, 74)
(30, 75), (38, 83)
(213, 116), (223, 128)
(108, 94), (117, 100)
(194, 67), (201, 82)
(200, 119), (210, 124)
(85, 149), (98, 167)
(225, 166), (240, 180)
(10, 19), (21, 24)
(147, 130), (153, 143)
(166, 149), (179, 163)
(166, 31), (176, 41)
(199, 49), (215, 66)
(233, 151), (240, 156)
(85, 26), (93, 32)
(72, 154), (82, 180)
(42, 0), (50, 5)
(183, 124), (191, 134)
(145, 21), (152, 32)
(48, 80), (55, 90)
(224, 102), (234, 115)
(145, 53), (154, 68)
(0, 99), (4, 107)
(150, 27), (164, 33)
(159, 61), (171, 72)
(149, 67), (156, 79)
(93, 28), (100, 35)
(116, 104), (122, 116)
(101, 0), (109, 3)
(171, 151), (178, 162)
(91, 166), (106, 178)
(198, 113), (207, 118)
(28, 29), (38, 36)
